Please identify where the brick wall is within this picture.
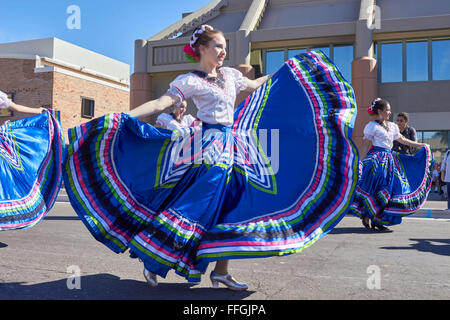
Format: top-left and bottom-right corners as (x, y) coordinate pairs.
(0, 58), (53, 120)
(52, 72), (130, 141)
(0, 58), (130, 142)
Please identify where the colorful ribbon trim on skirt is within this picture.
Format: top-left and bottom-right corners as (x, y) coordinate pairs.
(350, 146), (433, 225)
(63, 51), (359, 282)
(0, 110), (64, 230)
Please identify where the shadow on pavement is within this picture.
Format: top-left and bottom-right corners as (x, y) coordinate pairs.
(329, 226), (382, 234)
(44, 216), (80, 221)
(0, 273), (255, 300)
(381, 238), (450, 257)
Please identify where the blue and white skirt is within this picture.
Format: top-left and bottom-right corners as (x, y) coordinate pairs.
(350, 146), (433, 225)
(63, 51), (359, 282)
(0, 110), (64, 230)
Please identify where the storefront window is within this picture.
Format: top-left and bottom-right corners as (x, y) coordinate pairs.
(266, 50), (284, 75)
(265, 45), (353, 79)
(311, 47), (330, 57)
(377, 38), (450, 82)
(333, 45), (354, 83)
(380, 42), (403, 83)
(432, 39), (450, 80)
(406, 41), (428, 81)
(288, 48), (307, 60)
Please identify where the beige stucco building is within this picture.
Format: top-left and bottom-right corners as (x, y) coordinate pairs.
(132, 0), (450, 162)
(0, 38), (130, 142)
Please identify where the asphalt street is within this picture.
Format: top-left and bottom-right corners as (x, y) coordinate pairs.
(1, 202), (449, 300)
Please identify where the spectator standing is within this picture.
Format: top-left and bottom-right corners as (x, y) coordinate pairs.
(392, 112), (417, 155)
(432, 165), (440, 193)
(441, 150), (450, 209)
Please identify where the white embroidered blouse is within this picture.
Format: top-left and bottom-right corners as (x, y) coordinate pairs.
(363, 121), (402, 149)
(156, 113), (196, 131)
(165, 67), (248, 127)
(0, 91), (12, 109)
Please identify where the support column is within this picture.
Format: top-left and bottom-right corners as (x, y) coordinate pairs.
(130, 39), (152, 110)
(130, 72), (152, 110)
(352, 0), (378, 152)
(352, 57), (377, 151)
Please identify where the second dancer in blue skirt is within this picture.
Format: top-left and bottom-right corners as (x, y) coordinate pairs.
(351, 98), (433, 231)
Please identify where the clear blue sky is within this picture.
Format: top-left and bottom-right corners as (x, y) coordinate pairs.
(0, 0), (212, 71)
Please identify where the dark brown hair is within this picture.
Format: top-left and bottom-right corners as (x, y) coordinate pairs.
(370, 98), (390, 116)
(191, 26), (224, 58)
(397, 112), (409, 121)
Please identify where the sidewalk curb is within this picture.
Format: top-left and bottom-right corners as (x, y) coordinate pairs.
(413, 208), (450, 219)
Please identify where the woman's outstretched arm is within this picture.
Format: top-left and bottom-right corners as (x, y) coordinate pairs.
(396, 135), (427, 149)
(245, 73), (274, 92)
(9, 102), (46, 114)
(128, 95), (176, 119)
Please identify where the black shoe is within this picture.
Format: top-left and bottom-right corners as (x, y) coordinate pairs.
(371, 222), (391, 232)
(361, 217), (371, 230)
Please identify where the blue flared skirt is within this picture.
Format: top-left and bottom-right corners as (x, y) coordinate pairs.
(63, 51), (359, 282)
(350, 146), (433, 225)
(0, 110), (64, 230)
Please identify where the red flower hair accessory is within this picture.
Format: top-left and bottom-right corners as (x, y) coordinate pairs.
(367, 106), (376, 115)
(183, 44), (199, 63)
(367, 98), (381, 115)
(184, 25), (214, 63)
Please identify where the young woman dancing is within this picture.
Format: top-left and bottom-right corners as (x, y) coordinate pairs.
(0, 90), (63, 230)
(351, 98), (432, 231)
(63, 25), (358, 290)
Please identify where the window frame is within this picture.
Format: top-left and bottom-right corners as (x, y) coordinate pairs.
(376, 37), (450, 83)
(81, 97), (95, 119)
(262, 43), (355, 78)
(377, 41), (404, 83)
(405, 39), (429, 82)
(431, 37), (450, 81)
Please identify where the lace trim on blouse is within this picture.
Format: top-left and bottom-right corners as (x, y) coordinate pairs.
(192, 69), (226, 90)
